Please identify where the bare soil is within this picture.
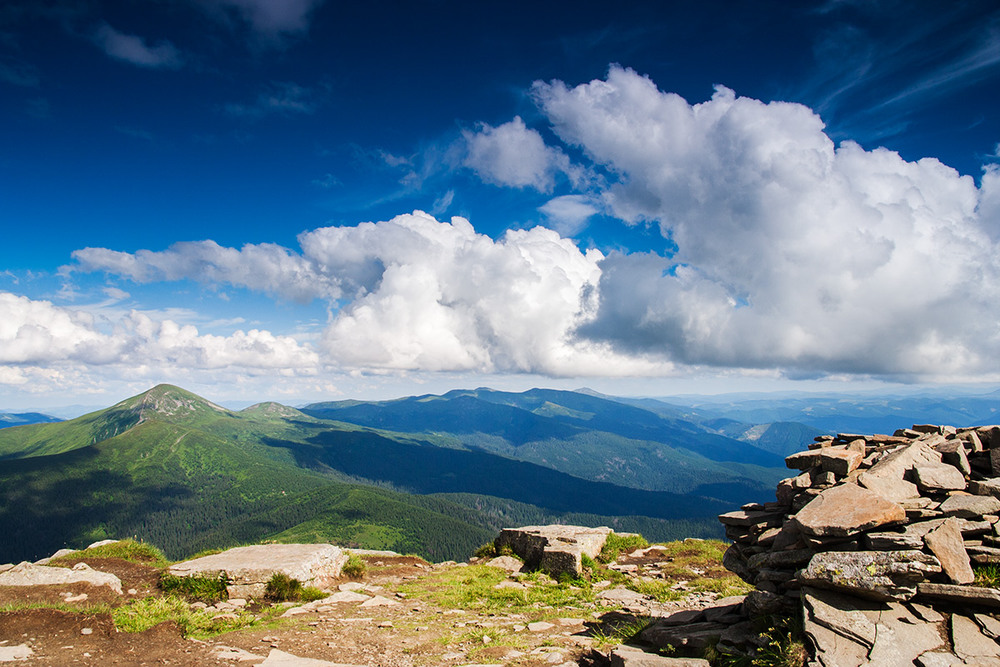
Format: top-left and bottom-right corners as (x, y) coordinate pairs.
(0, 553), (729, 666)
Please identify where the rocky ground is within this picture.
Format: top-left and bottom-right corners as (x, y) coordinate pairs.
(0, 538), (746, 667)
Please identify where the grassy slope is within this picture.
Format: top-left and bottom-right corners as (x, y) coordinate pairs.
(0, 384), (735, 563)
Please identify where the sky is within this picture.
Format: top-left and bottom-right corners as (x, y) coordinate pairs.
(3, 0), (1000, 410)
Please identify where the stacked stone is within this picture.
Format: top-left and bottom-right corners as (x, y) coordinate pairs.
(718, 424), (1000, 665)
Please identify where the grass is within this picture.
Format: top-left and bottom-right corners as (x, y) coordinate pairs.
(707, 615), (808, 667)
(588, 614), (653, 649)
(112, 595), (261, 639)
(598, 533), (650, 563)
(342, 553), (367, 578)
(263, 572), (326, 603)
(398, 564), (594, 615)
(159, 573), (229, 603)
(48, 538), (168, 567)
(974, 564), (1000, 588)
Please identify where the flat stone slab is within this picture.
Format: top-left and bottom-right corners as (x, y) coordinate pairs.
(793, 483), (905, 538)
(610, 645), (710, 666)
(494, 525), (611, 578)
(918, 584), (1000, 608)
(0, 561), (123, 594)
(938, 494), (1000, 518)
(167, 544), (347, 599)
(0, 644), (33, 661)
(259, 649), (366, 666)
(800, 550), (941, 600)
(924, 519), (975, 584)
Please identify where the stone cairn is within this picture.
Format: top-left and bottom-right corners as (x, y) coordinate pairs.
(717, 424), (1000, 666)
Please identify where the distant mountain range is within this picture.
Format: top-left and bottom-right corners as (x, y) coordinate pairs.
(0, 384), (791, 564)
(0, 411), (61, 428)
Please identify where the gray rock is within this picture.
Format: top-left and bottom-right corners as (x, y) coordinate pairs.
(951, 614), (1000, 661)
(970, 478), (1000, 499)
(799, 550), (941, 600)
(0, 644), (33, 662)
(923, 518), (975, 584)
(258, 649), (366, 666)
(639, 621), (726, 651)
(918, 583), (1000, 607)
(915, 652), (963, 667)
(0, 561), (123, 594)
(792, 484), (905, 538)
(609, 646), (710, 666)
(859, 441), (942, 501)
(484, 556), (524, 573)
(167, 544), (347, 599)
(817, 448), (863, 477)
(934, 440), (972, 476)
(866, 601), (947, 666)
(913, 463), (966, 492)
(973, 613), (1000, 640)
(938, 494), (1000, 518)
(802, 586), (876, 647)
(494, 525), (610, 578)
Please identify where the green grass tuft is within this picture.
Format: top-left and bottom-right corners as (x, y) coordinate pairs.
(159, 572), (229, 603)
(49, 538), (168, 566)
(264, 572), (303, 602)
(112, 595), (260, 638)
(342, 554), (367, 579)
(598, 533), (650, 563)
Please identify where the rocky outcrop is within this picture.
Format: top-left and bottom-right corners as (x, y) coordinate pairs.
(494, 525), (613, 578)
(0, 561), (123, 594)
(716, 424), (1000, 665)
(167, 544), (347, 599)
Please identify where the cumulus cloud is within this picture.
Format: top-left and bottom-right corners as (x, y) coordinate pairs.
(72, 240), (336, 303)
(0, 292), (317, 386)
(73, 212), (662, 377)
(65, 68), (1000, 382)
(463, 116), (573, 192)
(93, 23), (182, 69)
(532, 66), (1000, 377)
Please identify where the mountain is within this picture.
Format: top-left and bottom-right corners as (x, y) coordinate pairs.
(0, 384), (741, 564)
(301, 387), (788, 502)
(660, 391), (1000, 435)
(0, 411), (60, 429)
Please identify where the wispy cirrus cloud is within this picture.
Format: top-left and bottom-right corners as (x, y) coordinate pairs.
(93, 23), (183, 69)
(225, 81), (321, 118)
(195, 0), (325, 44)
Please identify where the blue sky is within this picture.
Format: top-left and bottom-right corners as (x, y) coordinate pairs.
(2, 0), (1000, 410)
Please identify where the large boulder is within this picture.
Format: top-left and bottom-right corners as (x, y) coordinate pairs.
(494, 525), (611, 578)
(0, 561), (123, 594)
(167, 544), (348, 599)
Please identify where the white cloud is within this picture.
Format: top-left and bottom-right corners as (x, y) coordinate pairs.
(72, 212), (663, 377)
(534, 66), (1000, 377)
(463, 116), (573, 192)
(93, 23), (182, 69)
(539, 195), (599, 236)
(72, 240), (336, 303)
(0, 292), (318, 375)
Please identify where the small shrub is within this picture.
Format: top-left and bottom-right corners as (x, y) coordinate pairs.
(113, 595), (259, 638)
(265, 572), (303, 602)
(473, 542), (498, 559)
(342, 554), (367, 579)
(159, 573), (229, 603)
(300, 586), (327, 602)
(598, 533), (650, 564)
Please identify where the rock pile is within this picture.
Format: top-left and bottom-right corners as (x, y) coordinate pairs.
(718, 424), (1000, 666)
